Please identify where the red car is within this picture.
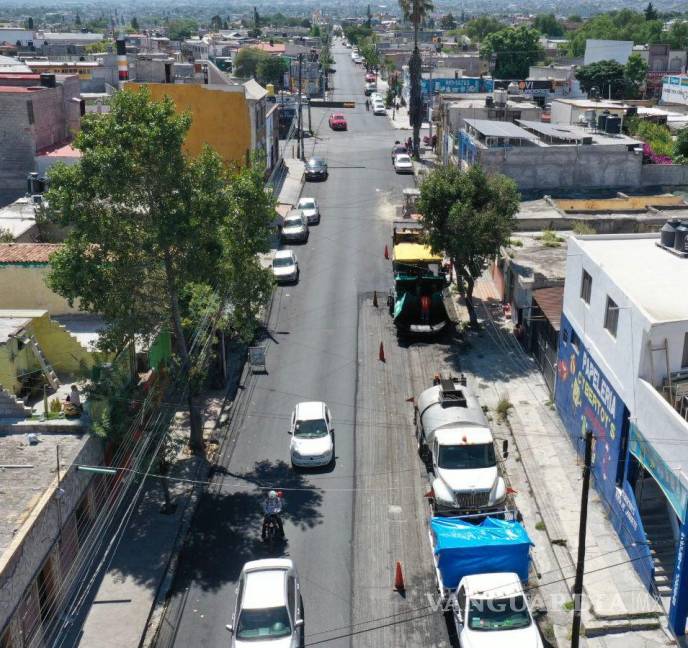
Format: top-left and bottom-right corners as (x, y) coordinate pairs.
(365, 72), (376, 83)
(328, 113), (348, 130)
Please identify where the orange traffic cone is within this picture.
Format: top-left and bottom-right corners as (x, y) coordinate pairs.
(393, 561), (405, 592)
(384, 244), (389, 260)
(373, 290), (378, 307)
(379, 342), (385, 362)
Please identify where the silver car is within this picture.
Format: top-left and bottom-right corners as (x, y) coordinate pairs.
(281, 210), (309, 243)
(297, 197), (320, 224)
(227, 559), (303, 647)
(272, 249), (299, 283)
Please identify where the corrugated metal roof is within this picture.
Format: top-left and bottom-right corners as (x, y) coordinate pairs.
(532, 286), (564, 331)
(463, 118), (535, 140)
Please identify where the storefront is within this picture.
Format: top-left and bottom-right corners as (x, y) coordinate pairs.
(555, 314), (688, 635)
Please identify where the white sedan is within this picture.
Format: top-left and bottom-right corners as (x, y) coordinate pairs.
(272, 249), (299, 283)
(393, 153), (414, 174)
(296, 197), (320, 224)
(289, 401), (334, 468)
(372, 101), (386, 115)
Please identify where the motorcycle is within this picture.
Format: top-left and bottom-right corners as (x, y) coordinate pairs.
(262, 514), (284, 543)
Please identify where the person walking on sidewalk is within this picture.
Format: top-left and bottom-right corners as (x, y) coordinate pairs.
(365, 98), (370, 111)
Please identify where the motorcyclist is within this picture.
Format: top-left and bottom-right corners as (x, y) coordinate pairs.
(262, 490), (285, 540)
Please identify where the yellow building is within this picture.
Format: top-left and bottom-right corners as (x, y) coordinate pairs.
(131, 79), (253, 166)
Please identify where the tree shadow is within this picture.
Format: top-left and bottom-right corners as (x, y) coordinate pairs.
(168, 459), (324, 593)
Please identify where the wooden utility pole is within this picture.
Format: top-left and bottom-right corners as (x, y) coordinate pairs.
(571, 429), (594, 648)
(297, 54), (304, 161)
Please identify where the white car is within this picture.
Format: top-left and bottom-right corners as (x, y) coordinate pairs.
(281, 210), (309, 243)
(372, 100), (386, 115)
(393, 153), (414, 174)
(227, 559), (303, 647)
(354, 56), (364, 64)
(289, 401), (334, 468)
(370, 92), (383, 103)
(364, 81), (377, 95)
(296, 197), (320, 224)
(272, 250), (299, 283)
(454, 572), (543, 648)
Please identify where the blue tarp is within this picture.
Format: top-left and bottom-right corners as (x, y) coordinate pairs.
(431, 517), (533, 589)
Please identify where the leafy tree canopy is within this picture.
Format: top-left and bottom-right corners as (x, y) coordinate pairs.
(167, 17), (198, 41)
(419, 165), (519, 326)
(343, 24), (373, 45)
(439, 13), (457, 30)
(257, 55), (289, 88)
(533, 13), (564, 37)
(464, 16), (504, 42)
(234, 47), (269, 79)
(480, 26), (543, 79)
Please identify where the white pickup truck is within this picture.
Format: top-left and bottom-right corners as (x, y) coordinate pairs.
(415, 376), (508, 515)
(454, 572), (543, 648)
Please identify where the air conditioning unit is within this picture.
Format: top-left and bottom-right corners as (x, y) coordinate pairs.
(31, 194), (43, 205)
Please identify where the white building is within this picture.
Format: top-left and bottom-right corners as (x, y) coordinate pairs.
(584, 39), (633, 65)
(555, 232), (688, 635)
(0, 27), (35, 47)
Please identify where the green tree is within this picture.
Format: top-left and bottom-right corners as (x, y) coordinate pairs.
(644, 2), (658, 20)
(75, 12), (81, 26)
(399, 0), (434, 158)
(359, 37), (380, 71)
(257, 55), (289, 87)
(418, 165), (520, 327)
(131, 16), (139, 31)
(27, 16), (34, 30)
(253, 7), (260, 29)
(234, 47), (268, 78)
(673, 128), (688, 162)
(567, 14), (582, 23)
(343, 24), (372, 45)
(45, 89), (273, 450)
(625, 52), (648, 85)
(367, 4), (372, 28)
(667, 20), (688, 49)
(575, 59), (626, 98)
(210, 15), (222, 31)
(167, 18), (198, 40)
(310, 24), (321, 37)
(533, 14), (564, 37)
(480, 26), (543, 79)
(84, 41), (108, 54)
(464, 16), (503, 41)
(440, 13), (457, 30)
(301, 18), (312, 29)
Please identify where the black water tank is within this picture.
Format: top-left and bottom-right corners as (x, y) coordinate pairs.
(597, 113), (608, 131)
(675, 220), (688, 253)
(606, 116), (621, 134)
(661, 219), (681, 247)
(40, 73), (56, 88)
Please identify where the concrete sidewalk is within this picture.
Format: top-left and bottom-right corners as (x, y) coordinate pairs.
(76, 396), (230, 648)
(452, 276), (672, 647)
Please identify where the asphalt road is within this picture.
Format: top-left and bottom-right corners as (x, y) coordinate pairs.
(154, 42), (415, 648)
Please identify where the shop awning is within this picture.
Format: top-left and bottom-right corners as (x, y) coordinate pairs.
(532, 286), (564, 332)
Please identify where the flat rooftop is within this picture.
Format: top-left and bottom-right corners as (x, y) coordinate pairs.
(0, 316), (32, 343)
(575, 234), (688, 323)
(508, 234), (568, 282)
(0, 197), (38, 240)
(0, 429), (89, 557)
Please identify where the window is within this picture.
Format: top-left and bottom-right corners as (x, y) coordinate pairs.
(604, 296), (619, 337)
(26, 100), (34, 125)
(580, 269), (592, 304)
(287, 576), (296, 619)
(682, 333), (688, 369)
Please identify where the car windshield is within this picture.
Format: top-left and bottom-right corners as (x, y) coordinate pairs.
(467, 595), (532, 632)
(273, 256), (294, 267)
(396, 155), (410, 163)
(236, 606), (292, 640)
(294, 419), (328, 438)
(333, 115), (344, 120)
(437, 443), (496, 469)
(308, 159), (323, 168)
(299, 200), (315, 209)
(284, 217), (303, 228)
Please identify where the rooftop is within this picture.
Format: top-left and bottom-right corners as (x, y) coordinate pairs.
(0, 85), (41, 93)
(507, 234), (568, 283)
(35, 141), (81, 158)
(575, 234), (688, 323)
(0, 197), (38, 240)
(532, 285), (565, 331)
(464, 118), (537, 141)
(252, 42), (286, 54)
(0, 429), (90, 558)
(243, 78), (267, 101)
(0, 243), (62, 264)
(0, 315), (32, 342)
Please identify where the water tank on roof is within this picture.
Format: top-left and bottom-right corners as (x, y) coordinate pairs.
(597, 112), (608, 132)
(493, 89), (507, 107)
(661, 218), (681, 248)
(605, 115), (621, 134)
(674, 220), (688, 253)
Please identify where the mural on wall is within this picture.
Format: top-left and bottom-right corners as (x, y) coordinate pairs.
(554, 315), (628, 503)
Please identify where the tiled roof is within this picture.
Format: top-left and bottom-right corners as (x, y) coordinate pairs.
(0, 243), (62, 263)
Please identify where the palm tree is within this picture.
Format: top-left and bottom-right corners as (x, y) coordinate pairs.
(399, 0), (433, 158)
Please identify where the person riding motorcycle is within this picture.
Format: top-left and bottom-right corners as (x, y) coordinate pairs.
(262, 490), (285, 540)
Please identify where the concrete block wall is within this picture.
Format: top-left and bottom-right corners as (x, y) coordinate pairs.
(640, 163), (688, 186)
(0, 93), (37, 191)
(478, 145), (643, 190)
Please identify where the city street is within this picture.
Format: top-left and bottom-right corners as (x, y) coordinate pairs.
(153, 42), (417, 648)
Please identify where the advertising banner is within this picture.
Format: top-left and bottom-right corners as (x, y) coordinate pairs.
(554, 315), (628, 503)
(421, 77), (493, 95)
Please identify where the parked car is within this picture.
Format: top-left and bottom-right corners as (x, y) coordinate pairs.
(281, 210), (309, 243)
(297, 197), (320, 224)
(370, 92), (383, 103)
(391, 143), (407, 160)
(365, 72), (376, 82)
(354, 55), (363, 64)
(393, 153), (414, 174)
(305, 157), (328, 181)
(372, 101), (386, 116)
(289, 401), (334, 468)
(328, 112), (348, 130)
(272, 249), (299, 283)
(364, 81), (377, 95)
(226, 559), (303, 647)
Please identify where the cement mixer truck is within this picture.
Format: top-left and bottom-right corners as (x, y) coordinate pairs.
(415, 376), (509, 516)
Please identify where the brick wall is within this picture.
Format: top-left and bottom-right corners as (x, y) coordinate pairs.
(0, 92), (38, 192)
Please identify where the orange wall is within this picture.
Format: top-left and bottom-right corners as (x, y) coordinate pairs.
(132, 83), (251, 165)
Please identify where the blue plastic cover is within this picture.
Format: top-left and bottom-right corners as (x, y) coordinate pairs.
(431, 517), (533, 589)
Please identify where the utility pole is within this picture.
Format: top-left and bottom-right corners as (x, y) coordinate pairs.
(297, 53), (304, 161)
(571, 429), (594, 648)
(428, 48), (433, 141)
